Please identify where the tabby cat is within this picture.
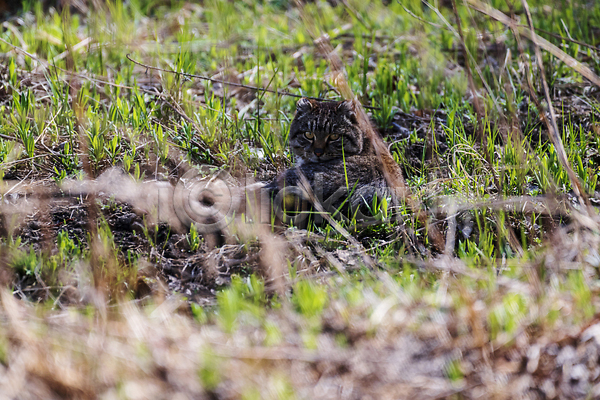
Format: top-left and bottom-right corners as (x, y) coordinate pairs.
(264, 98), (389, 223)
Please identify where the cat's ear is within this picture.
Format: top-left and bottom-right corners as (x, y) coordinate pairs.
(296, 98), (314, 112)
(338, 99), (358, 124)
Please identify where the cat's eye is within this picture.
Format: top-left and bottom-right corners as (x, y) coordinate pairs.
(329, 134), (340, 141)
(304, 132), (315, 140)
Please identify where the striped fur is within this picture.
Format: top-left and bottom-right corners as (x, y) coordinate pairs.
(289, 99), (368, 163)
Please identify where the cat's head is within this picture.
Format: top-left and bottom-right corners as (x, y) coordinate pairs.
(289, 98), (364, 163)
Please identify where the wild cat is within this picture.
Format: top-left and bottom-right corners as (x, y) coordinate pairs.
(264, 98), (390, 223)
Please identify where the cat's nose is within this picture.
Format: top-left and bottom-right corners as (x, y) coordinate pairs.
(314, 148), (324, 157)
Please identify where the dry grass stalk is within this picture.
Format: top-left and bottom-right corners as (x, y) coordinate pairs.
(449, 0), (485, 137)
(465, 0), (598, 210)
(466, 0), (600, 87)
(471, 0), (591, 213)
(518, 0), (590, 210)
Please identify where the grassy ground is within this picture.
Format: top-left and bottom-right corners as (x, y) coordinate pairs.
(1, 0), (600, 398)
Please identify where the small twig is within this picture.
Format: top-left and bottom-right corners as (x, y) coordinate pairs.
(400, 3), (447, 30)
(4, 170), (33, 197)
(533, 25), (600, 53)
(126, 54), (380, 110)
